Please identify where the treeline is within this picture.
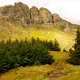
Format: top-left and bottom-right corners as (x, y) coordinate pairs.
(0, 37), (61, 72)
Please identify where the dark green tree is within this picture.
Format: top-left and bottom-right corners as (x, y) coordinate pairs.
(53, 39), (61, 51)
(0, 37), (57, 72)
(68, 29), (80, 65)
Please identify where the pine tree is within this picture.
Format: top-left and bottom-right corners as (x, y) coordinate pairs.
(0, 37), (55, 72)
(53, 39), (61, 51)
(68, 29), (80, 65)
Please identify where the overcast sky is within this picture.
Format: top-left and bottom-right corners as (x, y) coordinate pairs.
(0, 0), (80, 25)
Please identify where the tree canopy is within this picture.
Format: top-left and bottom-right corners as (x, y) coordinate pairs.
(0, 37), (61, 72)
(68, 29), (80, 65)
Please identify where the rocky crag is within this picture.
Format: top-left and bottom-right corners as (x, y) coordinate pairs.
(0, 2), (80, 32)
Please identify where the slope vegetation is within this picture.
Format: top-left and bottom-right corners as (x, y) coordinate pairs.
(0, 51), (80, 80)
(0, 21), (75, 50)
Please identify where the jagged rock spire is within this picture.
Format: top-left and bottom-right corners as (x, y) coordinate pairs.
(0, 2), (79, 32)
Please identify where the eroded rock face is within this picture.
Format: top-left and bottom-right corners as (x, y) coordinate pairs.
(0, 3), (53, 26)
(10, 2), (30, 27)
(0, 2), (30, 27)
(39, 7), (52, 23)
(0, 5), (13, 22)
(0, 2), (79, 32)
(30, 6), (40, 24)
(30, 7), (53, 24)
(52, 14), (62, 23)
(52, 14), (72, 32)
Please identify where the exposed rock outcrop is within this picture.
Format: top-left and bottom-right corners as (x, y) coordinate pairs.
(39, 7), (53, 23)
(0, 2), (30, 27)
(0, 2), (53, 26)
(30, 6), (40, 24)
(0, 2), (79, 32)
(52, 14), (80, 32)
(52, 14), (72, 32)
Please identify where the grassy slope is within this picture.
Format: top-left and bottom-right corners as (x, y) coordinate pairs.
(0, 51), (80, 80)
(57, 64), (80, 80)
(51, 51), (80, 80)
(0, 21), (75, 50)
(0, 65), (55, 80)
(0, 21), (78, 80)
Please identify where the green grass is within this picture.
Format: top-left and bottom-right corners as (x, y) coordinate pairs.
(56, 64), (80, 80)
(0, 22), (79, 80)
(50, 51), (69, 61)
(0, 64), (55, 80)
(0, 22), (75, 50)
(0, 51), (80, 80)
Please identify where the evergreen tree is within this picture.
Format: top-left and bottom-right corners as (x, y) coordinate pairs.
(0, 37), (58, 72)
(68, 29), (80, 65)
(53, 39), (61, 51)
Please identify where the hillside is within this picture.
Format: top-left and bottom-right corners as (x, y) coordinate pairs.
(0, 51), (80, 80)
(0, 2), (80, 80)
(0, 2), (79, 50)
(0, 21), (75, 50)
(0, 2), (80, 31)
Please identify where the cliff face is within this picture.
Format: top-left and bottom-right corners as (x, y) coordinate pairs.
(39, 7), (52, 23)
(52, 14), (72, 32)
(0, 2), (79, 32)
(0, 2), (30, 27)
(30, 6), (40, 24)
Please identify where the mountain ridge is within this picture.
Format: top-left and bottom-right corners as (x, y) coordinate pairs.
(0, 2), (79, 49)
(0, 2), (80, 33)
